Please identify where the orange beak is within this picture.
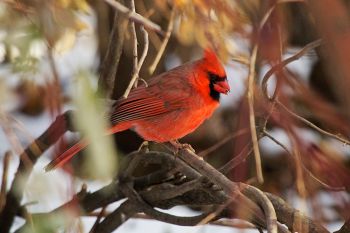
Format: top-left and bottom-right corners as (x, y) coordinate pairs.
(213, 80), (230, 95)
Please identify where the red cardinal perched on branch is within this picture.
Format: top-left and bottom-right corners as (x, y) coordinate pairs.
(45, 49), (230, 171)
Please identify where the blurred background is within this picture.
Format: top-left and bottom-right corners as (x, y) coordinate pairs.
(0, 0), (349, 232)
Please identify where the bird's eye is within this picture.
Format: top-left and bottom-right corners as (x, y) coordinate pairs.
(208, 72), (226, 82)
(208, 72), (219, 82)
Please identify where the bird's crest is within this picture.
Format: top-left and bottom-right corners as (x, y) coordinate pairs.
(203, 48), (226, 78)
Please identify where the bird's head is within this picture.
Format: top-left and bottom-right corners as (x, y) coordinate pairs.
(200, 49), (230, 101)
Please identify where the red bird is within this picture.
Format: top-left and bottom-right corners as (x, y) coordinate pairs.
(45, 49), (230, 171)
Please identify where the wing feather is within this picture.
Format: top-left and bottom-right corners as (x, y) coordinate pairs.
(110, 69), (194, 124)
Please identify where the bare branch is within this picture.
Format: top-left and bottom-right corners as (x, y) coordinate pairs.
(231, 56), (250, 66)
(198, 128), (250, 157)
(276, 100), (350, 145)
(266, 193), (329, 233)
(261, 39), (322, 100)
(163, 143), (277, 232)
(247, 43), (264, 184)
(263, 129), (346, 191)
(219, 142), (253, 174)
(89, 206), (107, 233)
(148, 7), (176, 75)
(103, 0), (163, 35)
(47, 47), (62, 115)
(93, 200), (137, 233)
(123, 25), (149, 98)
(98, 12), (128, 98)
(129, 0), (138, 84)
(245, 0), (295, 184)
(242, 186), (277, 233)
(14, 148), (329, 233)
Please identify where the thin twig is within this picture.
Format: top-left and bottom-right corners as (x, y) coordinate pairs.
(47, 47), (62, 115)
(104, 0), (163, 35)
(247, 43), (264, 183)
(0, 151), (11, 212)
(0, 112), (30, 167)
(89, 206), (107, 233)
(129, 0), (138, 87)
(244, 0), (281, 185)
(198, 128), (250, 157)
(123, 25), (149, 98)
(262, 39), (322, 100)
(148, 7), (176, 75)
(231, 56), (250, 66)
(196, 200), (233, 226)
(288, 130), (308, 200)
(263, 130), (291, 154)
(219, 142), (253, 174)
(276, 100), (350, 145)
(257, 0), (303, 32)
(246, 0), (309, 184)
(263, 130), (346, 191)
(257, 0), (305, 31)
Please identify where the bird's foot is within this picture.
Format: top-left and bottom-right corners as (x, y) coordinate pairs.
(170, 140), (196, 153)
(138, 141), (149, 152)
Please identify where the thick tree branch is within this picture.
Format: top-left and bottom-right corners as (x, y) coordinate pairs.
(98, 9), (128, 98)
(14, 148), (329, 233)
(266, 193), (329, 233)
(93, 200), (137, 233)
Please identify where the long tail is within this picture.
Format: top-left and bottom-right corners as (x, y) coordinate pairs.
(44, 139), (89, 172)
(44, 123), (132, 172)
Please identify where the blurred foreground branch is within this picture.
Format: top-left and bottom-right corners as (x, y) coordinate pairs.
(0, 111), (75, 233)
(9, 115), (330, 233)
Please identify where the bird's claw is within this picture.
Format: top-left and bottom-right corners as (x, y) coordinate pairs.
(170, 140), (195, 153)
(138, 141), (149, 152)
(180, 143), (195, 153)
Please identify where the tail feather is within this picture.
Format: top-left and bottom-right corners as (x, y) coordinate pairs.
(45, 122), (132, 172)
(45, 139), (89, 172)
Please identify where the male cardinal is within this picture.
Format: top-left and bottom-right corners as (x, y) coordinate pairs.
(45, 49), (230, 171)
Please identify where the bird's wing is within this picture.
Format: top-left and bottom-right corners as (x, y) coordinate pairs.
(110, 69), (194, 125)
